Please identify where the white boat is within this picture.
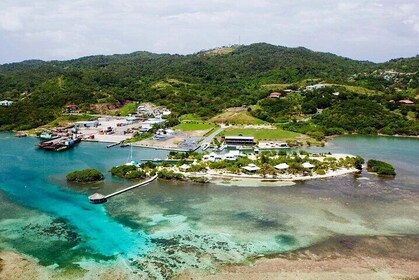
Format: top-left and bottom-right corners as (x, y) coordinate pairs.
(40, 132), (54, 139)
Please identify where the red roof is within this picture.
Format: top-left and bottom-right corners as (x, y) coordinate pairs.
(269, 92), (282, 98)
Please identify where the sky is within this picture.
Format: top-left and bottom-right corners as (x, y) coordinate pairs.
(0, 0), (418, 64)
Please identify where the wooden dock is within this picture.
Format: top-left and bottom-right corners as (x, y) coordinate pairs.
(88, 175), (158, 204)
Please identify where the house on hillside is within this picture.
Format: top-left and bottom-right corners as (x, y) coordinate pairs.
(399, 99), (414, 106)
(63, 104), (79, 113)
(305, 84), (325, 91)
(283, 89), (294, 93)
(269, 92), (282, 98)
(0, 100), (14, 107)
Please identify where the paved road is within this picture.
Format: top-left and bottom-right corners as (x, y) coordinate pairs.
(201, 126), (224, 145)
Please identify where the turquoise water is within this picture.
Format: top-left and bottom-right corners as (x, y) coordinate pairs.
(0, 134), (168, 263)
(309, 135), (419, 190)
(0, 133), (418, 278)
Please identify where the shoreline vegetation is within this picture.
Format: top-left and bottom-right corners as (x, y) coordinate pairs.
(66, 169), (104, 183)
(367, 159), (396, 176)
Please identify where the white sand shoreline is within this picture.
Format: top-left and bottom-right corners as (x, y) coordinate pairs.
(172, 153), (360, 184)
(178, 168), (358, 186)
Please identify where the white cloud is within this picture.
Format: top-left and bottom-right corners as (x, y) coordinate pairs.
(0, 0), (418, 63)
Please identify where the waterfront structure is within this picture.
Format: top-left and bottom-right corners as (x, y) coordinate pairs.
(89, 175), (158, 204)
(224, 136), (256, 147)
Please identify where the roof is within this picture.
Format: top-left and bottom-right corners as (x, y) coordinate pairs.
(225, 136), (255, 140)
(399, 99), (414, 104)
(243, 163), (260, 172)
(227, 150), (240, 156)
(179, 164), (191, 170)
(302, 162), (315, 169)
(89, 193), (106, 200)
(274, 163), (289, 170)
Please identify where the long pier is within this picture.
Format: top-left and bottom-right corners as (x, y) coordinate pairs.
(88, 175), (158, 204)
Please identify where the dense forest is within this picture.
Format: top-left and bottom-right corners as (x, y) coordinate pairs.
(0, 43), (417, 135)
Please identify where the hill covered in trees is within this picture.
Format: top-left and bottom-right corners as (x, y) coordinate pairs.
(0, 43), (417, 134)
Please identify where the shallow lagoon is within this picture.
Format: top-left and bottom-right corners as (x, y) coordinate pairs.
(0, 133), (418, 278)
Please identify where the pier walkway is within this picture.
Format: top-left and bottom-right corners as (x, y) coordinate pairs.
(88, 175), (158, 204)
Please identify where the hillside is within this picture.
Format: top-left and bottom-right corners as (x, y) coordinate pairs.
(0, 43), (417, 133)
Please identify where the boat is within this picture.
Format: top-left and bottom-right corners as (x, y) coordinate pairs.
(39, 132), (56, 140)
(120, 143), (130, 148)
(37, 135), (81, 152)
(125, 144), (140, 166)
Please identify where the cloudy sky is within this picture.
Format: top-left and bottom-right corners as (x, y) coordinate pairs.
(0, 0), (418, 64)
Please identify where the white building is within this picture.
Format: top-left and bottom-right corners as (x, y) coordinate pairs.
(242, 163), (260, 172)
(140, 116), (166, 132)
(274, 163), (289, 170)
(0, 100), (14, 106)
(223, 150), (242, 161)
(75, 120), (99, 128)
(302, 162), (315, 169)
(162, 109), (171, 116)
(203, 152), (223, 162)
(305, 84), (325, 91)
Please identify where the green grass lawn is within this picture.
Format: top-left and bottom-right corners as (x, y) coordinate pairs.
(223, 128), (301, 140)
(174, 123), (217, 131)
(178, 114), (203, 122)
(116, 102), (138, 116)
(327, 84), (385, 95)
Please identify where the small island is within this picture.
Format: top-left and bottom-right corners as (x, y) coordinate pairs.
(109, 150), (365, 184)
(66, 169), (105, 183)
(367, 159), (396, 176)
